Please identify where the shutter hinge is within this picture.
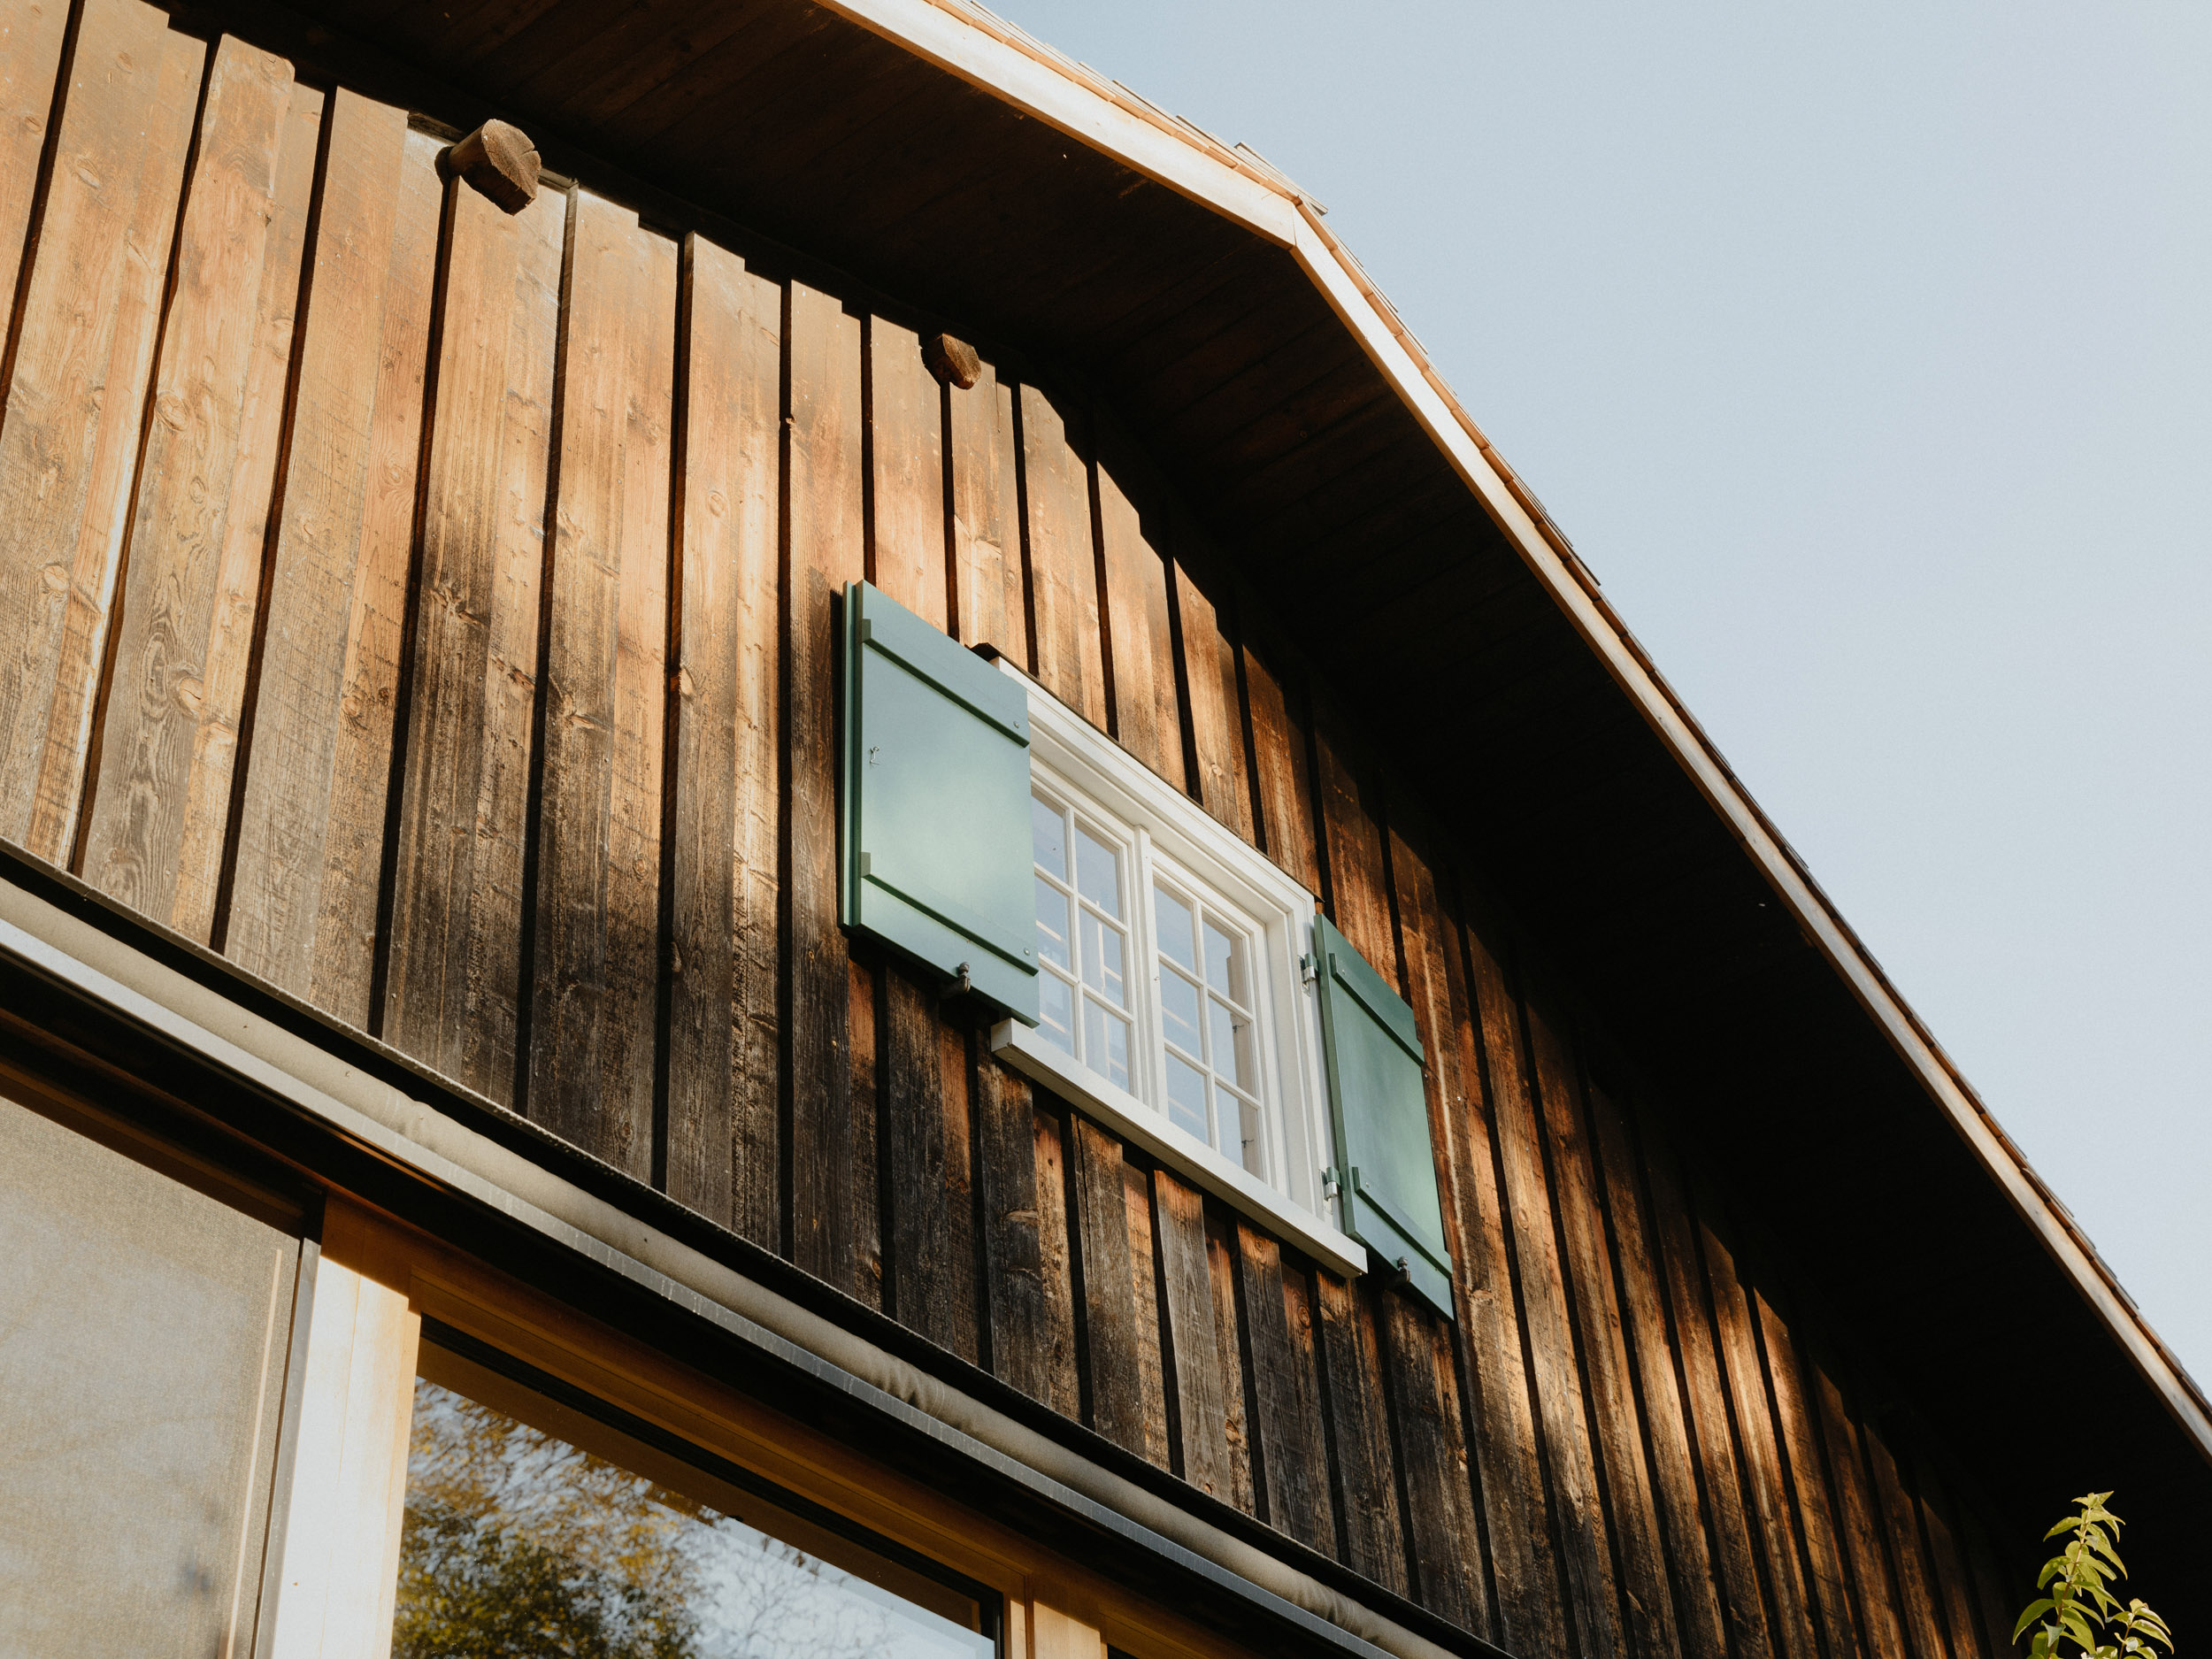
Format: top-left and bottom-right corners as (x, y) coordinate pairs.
(1321, 1166), (1341, 1201)
(941, 961), (973, 1000)
(1299, 952), (1317, 986)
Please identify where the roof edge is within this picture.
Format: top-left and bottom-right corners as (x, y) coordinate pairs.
(826, 0), (2210, 1456)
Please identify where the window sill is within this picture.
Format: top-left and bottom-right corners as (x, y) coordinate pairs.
(989, 1019), (1367, 1282)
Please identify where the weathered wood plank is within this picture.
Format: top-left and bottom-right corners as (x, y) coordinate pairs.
(1240, 619), (1319, 893)
(1203, 1202), (1256, 1515)
(1069, 1113), (1148, 1458)
(1701, 1220), (1824, 1659)
(1864, 1424), (1955, 1659)
(81, 45), (316, 938)
(665, 234), (780, 1240)
(1152, 1167), (1230, 1500)
(1236, 1222), (1333, 1553)
(976, 1051), (1053, 1401)
(0, 2), (195, 863)
(1378, 1286), (1484, 1627)
(0, 0), (68, 320)
(1092, 426), (1180, 783)
(1585, 1078), (1732, 1659)
(1755, 1288), (1867, 1659)
(524, 189), (676, 1179)
(865, 306), (978, 1358)
(1641, 1115), (1778, 1659)
(786, 278), (875, 1300)
(1408, 850), (1557, 1656)
(1812, 1363), (1910, 1659)
(882, 965), (979, 1361)
(947, 356), (1024, 659)
(226, 102), (439, 1025)
(1030, 1096), (1082, 1417)
(1122, 1149), (1171, 1470)
(382, 179), (567, 1103)
(1314, 1271), (1408, 1593)
(1463, 921), (1628, 1659)
(1017, 381), (1104, 726)
(1918, 1471), (1990, 1659)
(1171, 546), (1252, 841)
(866, 314), (946, 628)
(1527, 1008), (1680, 1659)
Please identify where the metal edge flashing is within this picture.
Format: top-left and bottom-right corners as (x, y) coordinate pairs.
(793, 0), (2210, 1456)
(0, 860), (1509, 1659)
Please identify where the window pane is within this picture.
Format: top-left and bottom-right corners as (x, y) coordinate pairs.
(1202, 918), (1244, 1002)
(1160, 966), (1202, 1059)
(1154, 884), (1194, 971)
(1032, 793), (1067, 882)
(1080, 910), (1126, 1007)
(0, 1095), (296, 1659)
(1084, 1002), (1133, 1090)
(1034, 876), (1071, 971)
(1164, 1053), (1210, 1142)
(396, 1356), (992, 1659)
(1210, 998), (1253, 1090)
(1075, 826), (1120, 918)
(1039, 972), (1075, 1055)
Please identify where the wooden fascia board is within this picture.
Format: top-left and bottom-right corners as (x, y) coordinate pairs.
(822, 0), (2212, 1460)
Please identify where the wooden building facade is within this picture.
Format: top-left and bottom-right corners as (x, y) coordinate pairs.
(0, 1), (2202, 1655)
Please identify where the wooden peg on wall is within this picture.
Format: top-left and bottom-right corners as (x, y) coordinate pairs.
(442, 119), (541, 212)
(923, 332), (981, 390)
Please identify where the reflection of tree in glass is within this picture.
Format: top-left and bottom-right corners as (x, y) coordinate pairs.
(393, 1383), (980, 1659)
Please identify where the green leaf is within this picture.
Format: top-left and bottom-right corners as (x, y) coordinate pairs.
(2016, 1600), (2057, 1640)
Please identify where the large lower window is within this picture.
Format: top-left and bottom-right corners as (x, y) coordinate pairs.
(993, 668), (1360, 1280)
(397, 1338), (996, 1659)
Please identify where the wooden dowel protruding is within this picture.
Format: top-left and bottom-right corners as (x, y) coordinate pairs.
(442, 119), (541, 213)
(923, 331), (981, 390)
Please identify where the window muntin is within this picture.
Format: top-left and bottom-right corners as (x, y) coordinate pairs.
(1152, 875), (1263, 1178)
(1031, 788), (1133, 1089)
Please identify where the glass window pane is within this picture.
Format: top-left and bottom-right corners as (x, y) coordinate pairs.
(1164, 1054), (1210, 1142)
(1160, 967), (1202, 1059)
(1210, 998), (1253, 1091)
(1202, 918), (1244, 1002)
(397, 1350), (993, 1659)
(0, 1095), (297, 1659)
(1039, 972), (1075, 1055)
(1034, 876), (1071, 972)
(1080, 911), (1127, 1007)
(1075, 826), (1120, 918)
(1154, 883), (1194, 972)
(1032, 793), (1067, 882)
(1084, 1002), (1133, 1090)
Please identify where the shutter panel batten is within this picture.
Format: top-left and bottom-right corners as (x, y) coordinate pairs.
(841, 581), (1041, 1022)
(1313, 913), (1454, 1316)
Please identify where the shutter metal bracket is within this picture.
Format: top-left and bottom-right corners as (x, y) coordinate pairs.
(1299, 952), (1317, 986)
(1321, 1166), (1341, 1202)
(941, 961), (973, 1001)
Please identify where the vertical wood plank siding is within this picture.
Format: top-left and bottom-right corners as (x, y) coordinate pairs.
(0, 8), (2029, 1655)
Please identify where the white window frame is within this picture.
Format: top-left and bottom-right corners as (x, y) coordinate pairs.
(990, 663), (1363, 1281)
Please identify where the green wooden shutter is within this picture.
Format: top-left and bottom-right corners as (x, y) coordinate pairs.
(1312, 913), (1453, 1316)
(840, 581), (1040, 1023)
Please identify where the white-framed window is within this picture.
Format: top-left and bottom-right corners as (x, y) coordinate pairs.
(990, 664), (1363, 1280)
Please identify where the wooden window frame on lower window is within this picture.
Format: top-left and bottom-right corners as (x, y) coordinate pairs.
(265, 1194), (1248, 1659)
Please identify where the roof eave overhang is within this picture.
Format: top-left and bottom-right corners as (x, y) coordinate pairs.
(819, 0), (2210, 1456)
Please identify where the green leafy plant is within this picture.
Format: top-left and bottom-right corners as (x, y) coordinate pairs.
(2013, 1493), (2174, 1659)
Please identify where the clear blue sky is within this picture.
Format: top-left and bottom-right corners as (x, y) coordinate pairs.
(990, 1), (2212, 1383)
